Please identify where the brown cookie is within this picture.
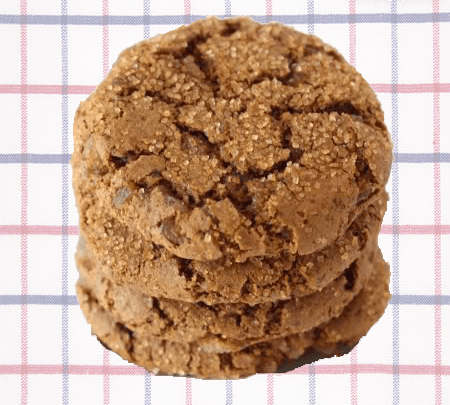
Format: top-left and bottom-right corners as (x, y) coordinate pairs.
(76, 247), (390, 379)
(75, 190), (387, 306)
(76, 235), (376, 352)
(71, 16), (392, 294)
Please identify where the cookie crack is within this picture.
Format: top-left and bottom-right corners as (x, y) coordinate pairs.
(195, 300), (219, 315)
(240, 277), (252, 296)
(152, 297), (174, 328)
(355, 147), (377, 204)
(264, 300), (289, 335)
(219, 353), (233, 371)
(157, 177), (196, 206)
(319, 100), (387, 134)
(343, 260), (357, 291)
(156, 34), (220, 98)
(249, 53), (304, 88)
(212, 127), (304, 191)
(176, 257), (194, 281)
(109, 149), (153, 169)
(270, 100), (365, 120)
(321, 101), (363, 117)
(116, 322), (135, 356)
(186, 36), (220, 97)
(175, 122), (227, 168)
(221, 22), (241, 37)
(173, 257), (206, 290)
(144, 90), (187, 108)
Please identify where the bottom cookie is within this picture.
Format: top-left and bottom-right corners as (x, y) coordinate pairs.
(76, 249), (390, 379)
(76, 235), (376, 352)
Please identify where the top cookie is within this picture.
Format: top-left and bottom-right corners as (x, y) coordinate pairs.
(72, 16), (392, 266)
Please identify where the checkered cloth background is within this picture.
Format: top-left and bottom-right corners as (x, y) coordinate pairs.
(0, 0), (449, 404)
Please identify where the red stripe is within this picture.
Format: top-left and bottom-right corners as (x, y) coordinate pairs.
(20, 0), (28, 403)
(1, 83), (449, 95)
(101, 2), (110, 404)
(0, 84), (96, 94)
(185, 378), (192, 405)
(0, 225), (80, 235)
(0, 365), (146, 375)
(351, 349), (358, 405)
(1, 363), (449, 375)
(182, 8), (192, 405)
(349, 0), (356, 68)
(432, 1), (442, 404)
(266, 0), (273, 18)
(287, 364), (450, 375)
(182, 10), (192, 405)
(379, 224), (450, 235)
(103, 350), (110, 405)
(370, 83), (450, 93)
(1, 224), (449, 236)
(267, 374), (274, 405)
(348, 2), (357, 402)
(102, 0), (109, 80)
(184, 0), (190, 16)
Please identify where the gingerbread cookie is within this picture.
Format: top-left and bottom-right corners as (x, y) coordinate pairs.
(72, 16), (393, 379)
(76, 236), (376, 352)
(76, 247), (390, 379)
(75, 189), (386, 306)
(71, 16), (392, 294)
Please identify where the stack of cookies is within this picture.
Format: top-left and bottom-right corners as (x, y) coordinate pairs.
(72, 16), (393, 379)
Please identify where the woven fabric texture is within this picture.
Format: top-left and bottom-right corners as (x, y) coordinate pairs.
(0, 0), (449, 404)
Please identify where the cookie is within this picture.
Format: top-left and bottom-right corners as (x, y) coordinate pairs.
(75, 188), (387, 306)
(76, 247), (390, 379)
(76, 235), (376, 352)
(71, 16), (393, 296)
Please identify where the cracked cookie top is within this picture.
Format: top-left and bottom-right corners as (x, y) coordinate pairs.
(72, 16), (392, 263)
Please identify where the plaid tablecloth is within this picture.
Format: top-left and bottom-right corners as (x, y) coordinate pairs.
(0, 0), (449, 404)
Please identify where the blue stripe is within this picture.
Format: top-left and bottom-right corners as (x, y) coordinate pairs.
(142, 2), (151, 400)
(389, 295), (450, 305)
(0, 13), (449, 26)
(225, 0), (231, 17)
(0, 294), (450, 306)
(1, 152), (450, 165)
(307, 0), (314, 34)
(0, 154), (71, 164)
(393, 153), (450, 163)
(309, 363), (316, 405)
(0, 295), (79, 305)
(224, 2), (233, 403)
(60, 1), (69, 403)
(144, 371), (152, 405)
(225, 380), (233, 405)
(143, 0), (150, 39)
(307, 2), (315, 401)
(390, 2), (400, 404)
